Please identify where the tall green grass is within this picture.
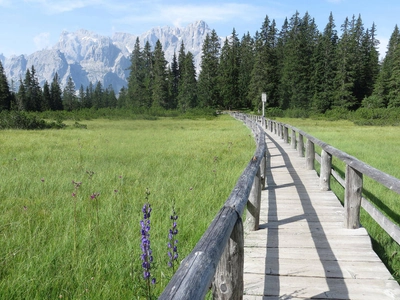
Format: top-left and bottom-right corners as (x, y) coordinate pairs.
(0, 115), (255, 298)
(277, 118), (400, 282)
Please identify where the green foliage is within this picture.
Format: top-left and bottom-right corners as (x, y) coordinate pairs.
(197, 30), (221, 108)
(0, 110), (65, 129)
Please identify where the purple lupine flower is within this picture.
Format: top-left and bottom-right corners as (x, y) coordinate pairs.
(140, 188), (156, 290)
(90, 192), (100, 200)
(167, 205), (179, 272)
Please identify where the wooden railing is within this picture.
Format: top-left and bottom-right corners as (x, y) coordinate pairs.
(266, 118), (400, 245)
(159, 113), (266, 299)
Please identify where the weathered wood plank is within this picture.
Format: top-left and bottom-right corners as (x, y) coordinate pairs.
(244, 274), (400, 299)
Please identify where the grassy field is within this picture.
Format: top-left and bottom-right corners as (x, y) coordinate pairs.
(0, 115), (255, 299)
(276, 118), (400, 282)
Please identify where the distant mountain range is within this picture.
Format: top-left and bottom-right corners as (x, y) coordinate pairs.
(0, 20), (213, 93)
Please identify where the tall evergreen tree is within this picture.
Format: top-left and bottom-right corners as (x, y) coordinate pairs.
(0, 60), (11, 111)
(238, 33), (255, 108)
(42, 81), (51, 111)
(142, 41), (154, 108)
(248, 16), (280, 110)
(311, 12), (338, 112)
(127, 37), (145, 108)
(22, 67), (42, 111)
(63, 76), (77, 111)
(152, 40), (168, 108)
(218, 28), (241, 109)
(372, 25), (400, 107)
(362, 23), (380, 99)
(333, 15), (364, 109)
(279, 12), (318, 109)
(93, 81), (103, 108)
(177, 51), (197, 110)
(169, 52), (179, 109)
(197, 30), (221, 108)
(50, 73), (63, 111)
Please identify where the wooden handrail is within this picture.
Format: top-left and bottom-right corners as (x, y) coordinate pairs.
(267, 119), (400, 245)
(159, 113), (266, 299)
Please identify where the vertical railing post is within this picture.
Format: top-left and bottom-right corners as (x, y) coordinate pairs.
(297, 133), (304, 157)
(305, 139), (315, 170)
(344, 165), (363, 229)
(260, 152), (266, 189)
(273, 122), (277, 134)
(283, 126), (288, 143)
(212, 217), (244, 300)
(320, 150), (332, 191)
(290, 129), (296, 149)
(245, 167), (261, 231)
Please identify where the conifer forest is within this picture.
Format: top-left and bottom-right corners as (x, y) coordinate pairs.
(1, 12), (400, 115)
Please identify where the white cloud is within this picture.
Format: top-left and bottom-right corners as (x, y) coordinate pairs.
(24, 0), (104, 14)
(33, 32), (51, 51)
(116, 2), (274, 29)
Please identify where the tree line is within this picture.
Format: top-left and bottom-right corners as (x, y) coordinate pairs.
(1, 11), (400, 114)
(0, 65), (118, 112)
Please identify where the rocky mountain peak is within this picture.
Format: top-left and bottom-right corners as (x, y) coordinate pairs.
(2, 20), (214, 93)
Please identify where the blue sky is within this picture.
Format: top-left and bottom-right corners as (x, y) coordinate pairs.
(0, 0), (399, 59)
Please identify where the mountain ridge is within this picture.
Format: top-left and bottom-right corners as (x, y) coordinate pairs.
(1, 20), (213, 93)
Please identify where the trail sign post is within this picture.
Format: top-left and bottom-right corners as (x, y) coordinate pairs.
(261, 93), (267, 117)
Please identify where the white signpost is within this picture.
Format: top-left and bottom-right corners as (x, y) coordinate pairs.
(261, 93), (267, 117)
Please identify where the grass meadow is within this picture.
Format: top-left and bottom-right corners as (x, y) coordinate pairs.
(276, 118), (400, 282)
(0, 115), (255, 299)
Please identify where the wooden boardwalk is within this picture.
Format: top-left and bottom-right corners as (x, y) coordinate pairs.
(243, 129), (400, 300)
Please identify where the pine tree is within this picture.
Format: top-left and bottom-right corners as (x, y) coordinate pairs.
(362, 23), (380, 98)
(152, 40), (168, 108)
(16, 79), (26, 111)
(311, 12), (338, 112)
(127, 37), (145, 108)
(178, 51), (197, 110)
(333, 17), (357, 109)
(0, 60), (11, 111)
(169, 52), (179, 109)
(42, 81), (51, 111)
(218, 28), (241, 109)
(388, 45), (400, 107)
(63, 76), (77, 111)
(93, 81), (103, 108)
(142, 41), (154, 108)
(22, 67), (41, 111)
(248, 16), (280, 110)
(238, 33), (255, 109)
(117, 86), (128, 108)
(372, 25), (400, 107)
(78, 84), (86, 108)
(279, 12), (318, 109)
(50, 73), (63, 111)
(197, 30), (221, 108)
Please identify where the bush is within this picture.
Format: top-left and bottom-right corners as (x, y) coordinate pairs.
(0, 111), (65, 130)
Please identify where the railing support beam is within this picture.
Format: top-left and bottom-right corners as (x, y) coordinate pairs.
(344, 165), (363, 229)
(212, 217), (244, 300)
(320, 150), (332, 191)
(305, 139), (315, 170)
(245, 167), (261, 231)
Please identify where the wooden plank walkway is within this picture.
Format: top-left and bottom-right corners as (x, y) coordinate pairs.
(243, 129), (400, 300)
